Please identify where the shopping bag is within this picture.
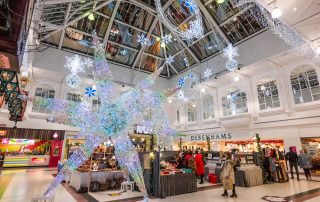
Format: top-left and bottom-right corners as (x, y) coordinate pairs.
(222, 178), (233, 190)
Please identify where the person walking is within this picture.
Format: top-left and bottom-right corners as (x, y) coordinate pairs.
(298, 150), (312, 180)
(285, 147), (300, 181)
(220, 159), (237, 198)
(195, 150), (205, 184)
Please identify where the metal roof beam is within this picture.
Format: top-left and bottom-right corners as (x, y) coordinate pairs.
(131, 18), (159, 69)
(42, 0), (96, 5)
(159, 22), (170, 77)
(195, 0), (230, 44)
(103, 0), (121, 45)
(40, 0), (114, 41)
(58, 3), (72, 49)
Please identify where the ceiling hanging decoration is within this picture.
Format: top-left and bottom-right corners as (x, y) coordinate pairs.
(234, 0), (319, 63)
(155, 0), (204, 44)
(28, 31), (180, 202)
(223, 43), (239, 72)
(64, 55), (93, 89)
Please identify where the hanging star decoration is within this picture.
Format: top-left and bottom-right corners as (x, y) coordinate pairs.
(203, 68), (212, 79)
(178, 78), (185, 88)
(165, 55), (174, 64)
(32, 31), (179, 202)
(84, 86), (96, 98)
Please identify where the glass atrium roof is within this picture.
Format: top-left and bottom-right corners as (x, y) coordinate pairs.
(39, 0), (267, 78)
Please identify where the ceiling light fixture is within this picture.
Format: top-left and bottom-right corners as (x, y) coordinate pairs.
(192, 104), (196, 108)
(168, 99), (172, 103)
(293, 7), (297, 11)
(216, 0), (225, 4)
(271, 7), (282, 19)
(88, 13), (95, 21)
(160, 42), (166, 48)
(201, 88), (206, 93)
(234, 76), (240, 81)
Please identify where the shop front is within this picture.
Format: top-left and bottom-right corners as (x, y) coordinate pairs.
(301, 137), (320, 174)
(0, 128), (65, 168)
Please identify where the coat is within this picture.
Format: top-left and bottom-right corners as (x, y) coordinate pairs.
(298, 154), (312, 169)
(195, 154), (205, 175)
(220, 160), (235, 184)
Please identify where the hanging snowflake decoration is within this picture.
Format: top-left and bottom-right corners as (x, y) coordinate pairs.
(165, 55), (175, 64)
(137, 33), (152, 46)
(223, 43), (239, 61)
(84, 86), (97, 98)
(226, 59), (238, 72)
(66, 74), (81, 89)
(182, 19), (204, 43)
(65, 55), (93, 75)
(161, 34), (173, 44)
(178, 78), (185, 88)
(187, 73), (195, 79)
(203, 68), (212, 79)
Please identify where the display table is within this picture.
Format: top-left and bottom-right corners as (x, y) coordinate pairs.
(69, 170), (124, 192)
(157, 172), (197, 198)
(207, 167), (263, 187)
(3, 155), (50, 167)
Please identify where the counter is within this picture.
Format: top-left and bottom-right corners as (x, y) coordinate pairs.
(3, 155), (50, 167)
(155, 172), (197, 198)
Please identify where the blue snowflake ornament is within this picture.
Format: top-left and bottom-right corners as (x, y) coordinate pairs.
(178, 78), (185, 87)
(84, 86), (96, 98)
(181, 0), (196, 13)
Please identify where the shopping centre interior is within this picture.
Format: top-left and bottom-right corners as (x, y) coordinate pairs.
(0, 0), (320, 202)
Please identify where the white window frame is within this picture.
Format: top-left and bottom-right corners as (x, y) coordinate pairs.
(32, 87), (55, 114)
(202, 94), (215, 120)
(290, 68), (320, 104)
(222, 90), (248, 116)
(187, 101), (197, 123)
(257, 80), (280, 110)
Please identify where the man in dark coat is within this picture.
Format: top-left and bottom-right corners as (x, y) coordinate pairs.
(285, 147), (300, 181)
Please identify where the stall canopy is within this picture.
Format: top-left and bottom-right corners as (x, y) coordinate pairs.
(0, 127), (65, 140)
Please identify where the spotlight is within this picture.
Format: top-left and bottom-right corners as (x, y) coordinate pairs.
(271, 7), (282, 19)
(227, 94), (231, 99)
(260, 85), (266, 91)
(201, 88), (205, 93)
(88, 13), (95, 21)
(168, 99), (172, 103)
(53, 132), (58, 139)
(192, 104), (196, 108)
(161, 42), (166, 48)
(234, 76), (240, 81)
(216, 0), (225, 4)
(156, 37), (161, 41)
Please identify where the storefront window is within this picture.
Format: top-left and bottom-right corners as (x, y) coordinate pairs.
(203, 94), (214, 120)
(187, 102), (197, 122)
(32, 86), (55, 114)
(222, 89), (248, 116)
(290, 68), (320, 104)
(66, 92), (83, 102)
(257, 80), (280, 110)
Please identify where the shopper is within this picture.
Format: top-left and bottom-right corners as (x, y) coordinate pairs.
(195, 150), (205, 184)
(176, 150), (184, 169)
(285, 147), (300, 181)
(220, 159), (237, 198)
(298, 150), (312, 180)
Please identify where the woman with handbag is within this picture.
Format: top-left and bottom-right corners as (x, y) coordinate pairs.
(298, 150), (312, 180)
(220, 160), (237, 198)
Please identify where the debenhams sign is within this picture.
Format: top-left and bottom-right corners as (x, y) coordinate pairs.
(190, 133), (232, 142)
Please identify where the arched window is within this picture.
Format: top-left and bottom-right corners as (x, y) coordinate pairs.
(222, 89), (248, 116)
(257, 79), (280, 110)
(203, 94), (214, 120)
(187, 101), (197, 122)
(290, 67), (320, 104)
(32, 85), (55, 114)
(66, 92), (83, 102)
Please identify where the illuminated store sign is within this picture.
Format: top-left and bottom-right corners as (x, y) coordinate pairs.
(2, 139), (35, 145)
(190, 133), (232, 142)
(31, 158), (46, 164)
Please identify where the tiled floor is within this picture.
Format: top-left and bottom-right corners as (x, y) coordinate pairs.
(1, 168), (320, 202)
